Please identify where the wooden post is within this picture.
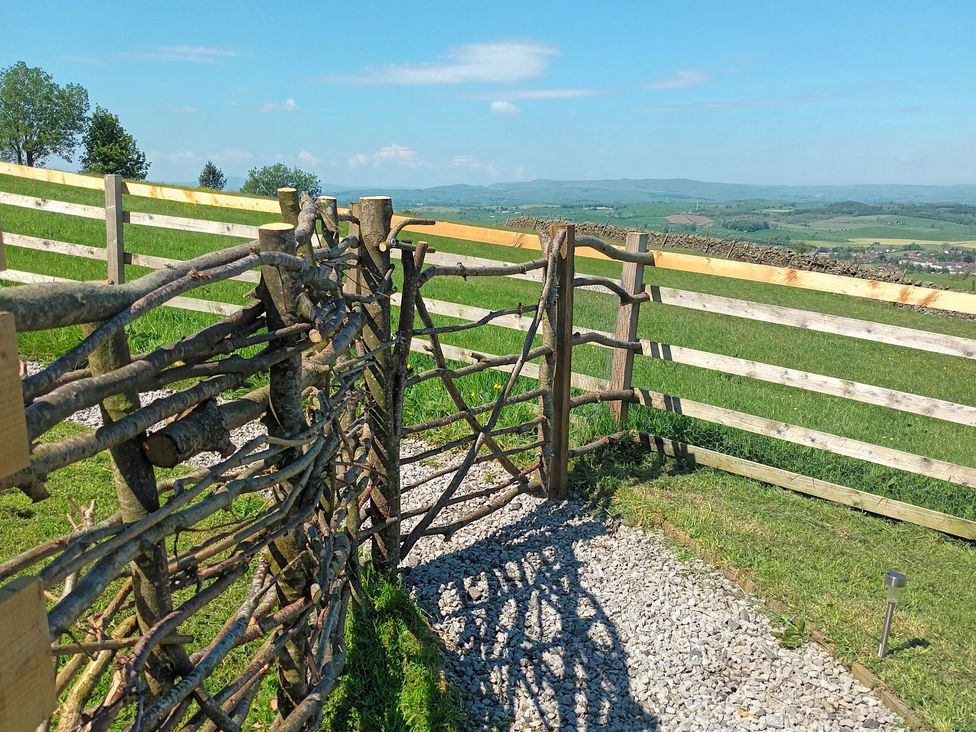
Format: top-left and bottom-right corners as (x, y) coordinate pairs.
(276, 187), (300, 226)
(80, 319), (176, 698)
(104, 174), (125, 284)
(256, 222), (314, 717)
(343, 201), (362, 299)
(0, 577), (56, 732)
(609, 231), (648, 427)
(358, 196), (399, 572)
(546, 223), (575, 499)
(0, 312), (29, 483)
(316, 195), (339, 247)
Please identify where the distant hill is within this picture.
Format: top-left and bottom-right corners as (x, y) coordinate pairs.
(321, 178), (976, 206)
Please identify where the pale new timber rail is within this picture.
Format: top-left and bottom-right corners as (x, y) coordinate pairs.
(2, 162), (976, 542)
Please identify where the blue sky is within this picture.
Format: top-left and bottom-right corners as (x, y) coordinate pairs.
(3, 0), (974, 187)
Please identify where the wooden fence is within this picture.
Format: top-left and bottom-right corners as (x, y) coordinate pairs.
(1, 162), (976, 727)
(0, 180), (578, 730)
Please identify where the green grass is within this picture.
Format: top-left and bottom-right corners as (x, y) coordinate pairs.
(322, 569), (464, 732)
(569, 441), (976, 732)
(0, 423), (463, 731)
(6, 171), (976, 519)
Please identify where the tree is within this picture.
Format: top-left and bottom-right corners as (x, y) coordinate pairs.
(80, 106), (149, 179)
(198, 161), (226, 190)
(0, 61), (89, 166)
(241, 163), (321, 198)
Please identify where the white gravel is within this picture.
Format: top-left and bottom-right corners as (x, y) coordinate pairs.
(400, 449), (905, 732)
(31, 359), (905, 731)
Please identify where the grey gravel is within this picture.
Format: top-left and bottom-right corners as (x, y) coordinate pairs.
(30, 357), (906, 731)
(399, 445), (905, 731)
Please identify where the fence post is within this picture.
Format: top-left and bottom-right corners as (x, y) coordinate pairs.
(256, 221), (314, 717)
(276, 186), (300, 225)
(104, 174), (125, 284)
(546, 223), (575, 499)
(609, 231), (648, 427)
(358, 196), (400, 573)
(316, 195), (339, 247)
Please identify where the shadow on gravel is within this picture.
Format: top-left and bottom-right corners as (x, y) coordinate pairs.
(404, 454), (668, 731)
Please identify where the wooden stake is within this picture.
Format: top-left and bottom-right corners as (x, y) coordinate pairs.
(80, 317), (175, 697)
(0, 312), (28, 483)
(358, 196), (399, 572)
(609, 232), (648, 427)
(0, 577), (56, 732)
(547, 224), (575, 499)
(316, 196), (339, 247)
(276, 187), (300, 226)
(256, 221), (313, 716)
(104, 174), (124, 285)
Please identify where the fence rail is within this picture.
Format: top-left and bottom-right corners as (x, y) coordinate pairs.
(1, 162), (976, 727)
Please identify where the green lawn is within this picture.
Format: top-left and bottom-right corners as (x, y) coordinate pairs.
(569, 440), (976, 732)
(6, 171), (976, 519)
(0, 422), (463, 732)
(6, 172), (976, 728)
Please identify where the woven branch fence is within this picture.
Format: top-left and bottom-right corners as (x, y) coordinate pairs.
(3, 174), (976, 730)
(0, 189), (587, 732)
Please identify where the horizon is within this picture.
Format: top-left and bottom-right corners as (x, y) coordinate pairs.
(3, 1), (974, 188)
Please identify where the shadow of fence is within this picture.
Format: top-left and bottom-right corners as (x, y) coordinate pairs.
(405, 497), (661, 731)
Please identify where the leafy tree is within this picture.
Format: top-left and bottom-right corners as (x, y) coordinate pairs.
(241, 163), (321, 198)
(198, 160), (226, 190)
(0, 61), (89, 166)
(80, 106), (149, 179)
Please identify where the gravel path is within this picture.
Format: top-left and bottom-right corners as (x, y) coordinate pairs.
(400, 451), (905, 731)
(32, 360), (905, 730)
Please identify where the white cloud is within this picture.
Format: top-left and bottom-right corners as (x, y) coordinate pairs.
(124, 46), (241, 63)
(348, 153), (370, 169)
(349, 144), (423, 169)
(648, 69), (710, 90)
(375, 143), (418, 162)
(329, 41), (555, 85)
(297, 150), (319, 165)
(169, 105), (198, 114)
(474, 88), (600, 100)
(490, 100), (520, 115)
(260, 98), (300, 113)
(451, 155), (499, 177)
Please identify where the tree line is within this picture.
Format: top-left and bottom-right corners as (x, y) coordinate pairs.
(0, 62), (321, 196)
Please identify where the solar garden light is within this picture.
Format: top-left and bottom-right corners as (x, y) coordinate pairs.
(878, 571), (908, 659)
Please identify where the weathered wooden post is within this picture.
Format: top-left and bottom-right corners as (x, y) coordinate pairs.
(316, 195), (339, 247)
(256, 221), (315, 716)
(542, 223), (575, 499)
(80, 322), (176, 700)
(104, 174), (125, 284)
(609, 231), (648, 427)
(358, 196), (400, 572)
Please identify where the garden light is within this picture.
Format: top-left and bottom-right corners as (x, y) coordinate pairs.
(878, 571), (907, 659)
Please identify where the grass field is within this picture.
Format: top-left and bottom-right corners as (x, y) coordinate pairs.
(570, 442), (976, 732)
(4, 171), (976, 729)
(0, 422), (464, 731)
(443, 201), (976, 252)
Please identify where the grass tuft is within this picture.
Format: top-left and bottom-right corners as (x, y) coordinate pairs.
(322, 568), (464, 732)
